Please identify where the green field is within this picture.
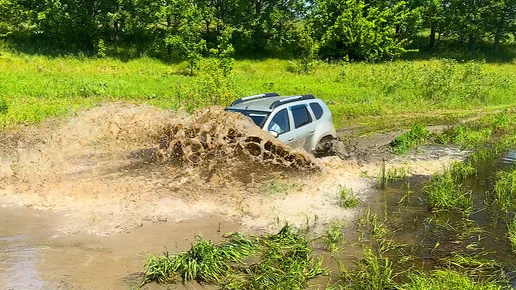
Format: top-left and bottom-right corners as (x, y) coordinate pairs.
(1, 51), (516, 131)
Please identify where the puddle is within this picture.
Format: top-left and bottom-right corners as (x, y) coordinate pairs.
(366, 149), (516, 278)
(0, 206), (240, 289)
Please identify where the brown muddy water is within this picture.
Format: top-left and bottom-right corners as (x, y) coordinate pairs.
(0, 103), (488, 289)
(367, 149), (516, 287)
(0, 206), (239, 289)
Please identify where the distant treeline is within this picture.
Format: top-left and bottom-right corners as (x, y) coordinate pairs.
(0, 0), (515, 61)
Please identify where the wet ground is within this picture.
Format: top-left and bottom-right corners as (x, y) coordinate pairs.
(0, 103), (481, 289)
(0, 206), (239, 289)
(0, 145), (473, 289)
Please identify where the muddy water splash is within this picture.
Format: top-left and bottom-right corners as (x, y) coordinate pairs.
(0, 103), (321, 234)
(158, 107), (317, 181)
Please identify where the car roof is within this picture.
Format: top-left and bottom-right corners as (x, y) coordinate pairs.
(227, 94), (317, 112)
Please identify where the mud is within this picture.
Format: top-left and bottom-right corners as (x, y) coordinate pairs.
(0, 103), (473, 289)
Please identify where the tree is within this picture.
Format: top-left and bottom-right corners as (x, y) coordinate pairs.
(311, 0), (410, 61)
(489, 0), (516, 53)
(163, 0), (206, 75)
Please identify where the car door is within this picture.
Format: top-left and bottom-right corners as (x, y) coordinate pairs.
(289, 104), (317, 151)
(265, 108), (296, 145)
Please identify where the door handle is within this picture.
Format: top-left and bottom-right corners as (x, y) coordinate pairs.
(310, 129), (315, 133)
(288, 137), (294, 142)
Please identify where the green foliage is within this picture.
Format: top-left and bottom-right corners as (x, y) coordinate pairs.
(404, 270), (504, 290)
(435, 124), (493, 149)
(424, 162), (476, 212)
(339, 247), (395, 290)
(323, 223), (344, 252)
(357, 208), (390, 240)
(142, 226), (324, 288)
(314, 0), (409, 61)
(391, 123), (430, 154)
(294, 28), (319, 74)
(508, 217), (516, 252)
(338, 186), (361, 208)
(247, 225), (323, 289)
(493, 169), (516, 211)
(143, 233), (256, 285)
(2, 55), (516, 129)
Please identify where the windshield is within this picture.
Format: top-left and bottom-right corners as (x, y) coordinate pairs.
(226, 109), (270, 128)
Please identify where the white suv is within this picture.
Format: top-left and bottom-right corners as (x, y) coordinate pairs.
(226, 93), (336, 154)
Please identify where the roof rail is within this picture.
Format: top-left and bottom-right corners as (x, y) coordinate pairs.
(269, 94), (315, 109)
(230, 93), (279, 106)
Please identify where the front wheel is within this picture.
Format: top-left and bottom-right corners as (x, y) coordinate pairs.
(313, 136), (335, 158)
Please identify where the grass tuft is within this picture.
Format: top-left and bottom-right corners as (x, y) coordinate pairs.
(493, 169), (516, 211)
(390, 123), (430, 154)
(508, 217), (516, 252)
(323, 223), (344, 252)
(339, 247), (395, 290)
(0, 96), (7, 115)
(404, 270), (504, 290)
(338, 186), (361, 208)
(142, 225), (324, 288)
(424, 162), (475, 213)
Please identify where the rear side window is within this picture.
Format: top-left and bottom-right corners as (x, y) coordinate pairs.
(310, 103), (324, 120)
(291, 105), (312, 128)
(268, 109), (290, 134)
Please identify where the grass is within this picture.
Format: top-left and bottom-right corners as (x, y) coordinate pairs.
(508, 217), (516, 252)
(338, 186), (361, 208)
(378, 164), (410, 189)
(323, 222), (344, 252)
(357, 208), (390, 240)
(142, 232), (256, 285)
(424, 162), (476, 212)
(493, 169), (516, 211)
(404, 270), (504, 290)
(390, 123), (430, 154)
(339, 247), (395, 290)
(2, 52), (516, 130)
(142, 225), (324, 288)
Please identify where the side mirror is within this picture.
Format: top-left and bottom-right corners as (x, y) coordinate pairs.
(269, 131), (279, 138)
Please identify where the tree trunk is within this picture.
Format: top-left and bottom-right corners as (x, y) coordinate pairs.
(494, 12), (506, 54)
(468, 35), (475, 52)
(436, 31), (441, 49)
(114, 21), (119, 43)
(429, 26), (436, 49)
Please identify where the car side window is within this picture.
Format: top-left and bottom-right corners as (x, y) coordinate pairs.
(309, 102), (324, 120)
(268, 109), (290, 134)
(291, 105), (312, 128)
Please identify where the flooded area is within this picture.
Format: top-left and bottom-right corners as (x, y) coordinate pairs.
(0, 206), (240, 289)
(1, 103), (506, 289)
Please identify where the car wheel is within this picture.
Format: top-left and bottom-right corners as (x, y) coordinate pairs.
(313, 135), (335, 158)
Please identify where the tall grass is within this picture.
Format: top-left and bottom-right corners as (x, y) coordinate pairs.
(493, 169), (516, 211)
(424, 162), (476, 212)
(339, 247), (395, 290)
(143, 232), (256, 285)
(2, 52), (516, 129)
(508, 217), (516, 252)
(142, 225), (324, 288)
